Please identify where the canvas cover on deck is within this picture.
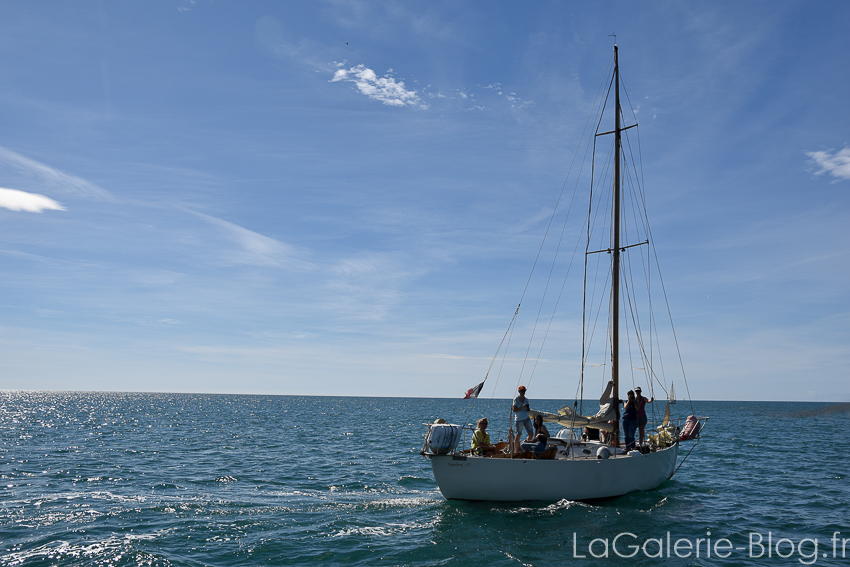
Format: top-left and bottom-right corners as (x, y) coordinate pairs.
(529, 381), (617, 432)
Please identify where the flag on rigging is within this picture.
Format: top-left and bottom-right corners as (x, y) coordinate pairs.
(463, 381), (485, 400)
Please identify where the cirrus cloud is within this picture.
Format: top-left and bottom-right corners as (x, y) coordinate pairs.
(807, 147), (850, 182)
(186, 209), (313, 270)
(0, 146), (113, 201)
(0, 187), (65, 213)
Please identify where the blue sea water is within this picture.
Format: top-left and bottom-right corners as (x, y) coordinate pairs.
(1, 392), (848, 566)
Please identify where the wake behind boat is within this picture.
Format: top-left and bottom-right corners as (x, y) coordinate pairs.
(421, 45), (707, 502)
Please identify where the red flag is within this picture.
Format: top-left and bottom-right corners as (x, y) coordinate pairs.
(463, 381), (485, 400)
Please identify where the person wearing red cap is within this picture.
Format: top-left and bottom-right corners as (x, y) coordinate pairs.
(512, 385), (533, 453)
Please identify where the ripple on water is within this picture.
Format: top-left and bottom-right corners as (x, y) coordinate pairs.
(1, 395), (847, 567)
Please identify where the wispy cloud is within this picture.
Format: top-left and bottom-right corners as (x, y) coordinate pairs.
(807, 147), (850, 181)
(188, 210), (312, 269)
(321, 251), (419, 320)
(177, 0), (198, 13)
(482, 83), (533, 108)
(0, 146), (113, 200)
(331, 63), (425, 108)
(110, 315), (183, 326)
(253, 15), (330, 71)
(0, 187), (65, 213)
(254, 15), (302, 61)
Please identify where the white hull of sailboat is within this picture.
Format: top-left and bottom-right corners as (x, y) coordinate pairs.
(429, 443), (678, 501)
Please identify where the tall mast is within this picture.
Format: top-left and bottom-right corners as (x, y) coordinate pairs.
(612, 44), (622, 440)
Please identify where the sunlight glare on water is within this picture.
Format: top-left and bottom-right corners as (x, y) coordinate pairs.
(1, 392), (847, 566)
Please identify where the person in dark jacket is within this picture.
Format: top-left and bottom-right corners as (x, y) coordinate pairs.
(520, 414), (550, 453)
(621, 390), (638, 450)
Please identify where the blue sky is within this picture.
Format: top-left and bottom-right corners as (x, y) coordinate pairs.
(0, 1), (847, 401)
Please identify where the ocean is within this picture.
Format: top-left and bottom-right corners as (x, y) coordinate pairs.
(1, 392), (847, 566)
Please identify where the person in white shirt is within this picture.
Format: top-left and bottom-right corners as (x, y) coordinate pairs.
(512, 385), (533, 453)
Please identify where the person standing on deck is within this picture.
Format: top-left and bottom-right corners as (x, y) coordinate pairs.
(635, 386), (654, 447)
(512, 386), (533, 453)
(621, 390), (638, 450)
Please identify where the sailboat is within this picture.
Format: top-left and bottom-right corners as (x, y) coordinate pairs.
(421, 45), (705, 501)
(670, 383), (677, 404)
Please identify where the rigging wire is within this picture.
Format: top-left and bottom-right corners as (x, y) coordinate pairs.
(526, 210), (588, 384)
(582, 135), (617, 406)
(581, 138), (614, 408)
(516, 166), (583, 387)
(472, 51), (615, 434)
(621, 76), (695, 415)
(614, 90), (664, 422)
(468, 307), (521, 428)
(510, 55), (613, 393)
(621, 130), (670, 409)
(471, 51), (696, 440)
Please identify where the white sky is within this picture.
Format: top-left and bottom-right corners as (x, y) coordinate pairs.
(0, 2), (847, 401)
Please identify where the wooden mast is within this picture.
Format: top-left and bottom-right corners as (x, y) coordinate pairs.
(611, 44), (622, 444)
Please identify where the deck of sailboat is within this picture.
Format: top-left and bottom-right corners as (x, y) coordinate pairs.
(457, 439), (643, 460)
